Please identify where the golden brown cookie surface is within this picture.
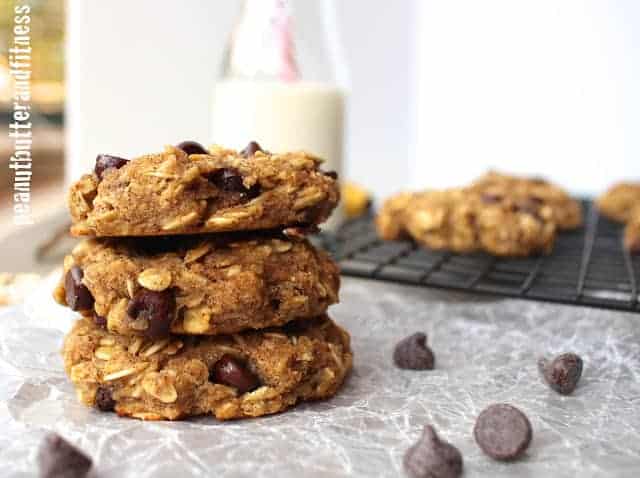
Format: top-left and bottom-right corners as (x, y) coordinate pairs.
(53, 235), (339, 337)
(623, 208), (640, 254)
(469, 171), (582, 230)
(376, 172), (581, 257)
(63, 315), (352, 421)
(69, 145), (339, 237)
(596, 182), (640, 223)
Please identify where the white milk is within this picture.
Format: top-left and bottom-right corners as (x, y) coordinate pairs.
(211, 80), (345, 229)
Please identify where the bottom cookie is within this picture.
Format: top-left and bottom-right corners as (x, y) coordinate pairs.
(63, 315), (352, 421)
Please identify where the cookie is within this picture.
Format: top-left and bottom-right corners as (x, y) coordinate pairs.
(470, 171), (583, 230)
(68, 142), (340, 237)
(596, 182), (640, 223)
(375, 191), (415, 241)
(376, 170), (582, 256)
(377, 188), (557, 257)
(53, 234), (339, 337)
(624, 210), (640, 254)
(63, 315), (352, 421)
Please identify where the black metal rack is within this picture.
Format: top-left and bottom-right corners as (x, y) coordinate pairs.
(317, 201), (640, 313)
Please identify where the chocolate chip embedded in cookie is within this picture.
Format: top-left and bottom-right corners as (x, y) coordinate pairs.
(175, 140), (208, 156)
(62, 315), (352, 421)
(470, 171), (583, 230)
(239, 140), (266, 158)
(52, 235), (339, 337)
(211, 354), (260, 393)
(68, 144), (339, 237)
(94, 154), (128, 180)
(64, 266), (94, 311)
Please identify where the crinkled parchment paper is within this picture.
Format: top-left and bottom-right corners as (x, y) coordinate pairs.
(1, 273), (640, 477)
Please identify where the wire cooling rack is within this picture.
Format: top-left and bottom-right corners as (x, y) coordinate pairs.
(316, 201), (640, 313)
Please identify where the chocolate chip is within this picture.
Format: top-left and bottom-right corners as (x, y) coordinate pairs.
(404, 425), (463, 478)
(211, 354), (260, 393)
(481, 193), (503, 204)
(240, 141), (264, 157)
(474, 404), (532, 461)
(324, 170), (339, 180)
(538, 352), (583, 395)
(127, 288), (176, 339)
(64, 266), (94, 311)
(94, 154), (128, 180)
(393, 332), (435, 370)
(95, 386), (115, 412)
(208, 168), (260, 200)
(93, 313), (107, 329)
(176, 140), (208, 155)
(38, 433), (92, 478)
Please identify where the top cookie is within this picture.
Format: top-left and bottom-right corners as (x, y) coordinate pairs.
(68, 141), (340, 237)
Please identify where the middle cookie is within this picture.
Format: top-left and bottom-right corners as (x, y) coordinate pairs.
(54, 235), (339, 337)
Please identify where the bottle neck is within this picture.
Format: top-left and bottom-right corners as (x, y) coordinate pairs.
(225, 0), (299, 81)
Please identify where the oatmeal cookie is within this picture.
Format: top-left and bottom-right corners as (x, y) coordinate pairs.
(596, 182), (640, 223)
(470, 171), (582, 230)
(68, 142), (339, 237)
(63, 315), (352, 421)
(623, 209), (640, 254)
(53, 234), (339, 337)
(375, 191), (416, 241)
(404, 189), (556, 256)
(377, 188), (557, 256)
(376, 171), (582, 256)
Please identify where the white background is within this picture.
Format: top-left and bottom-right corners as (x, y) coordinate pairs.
(67, 0), (640, 202)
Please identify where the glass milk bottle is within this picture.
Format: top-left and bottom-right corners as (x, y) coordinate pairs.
(211, 0), (348, 229)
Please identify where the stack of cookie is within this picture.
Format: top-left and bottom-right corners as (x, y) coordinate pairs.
(53, 140), (352, 421)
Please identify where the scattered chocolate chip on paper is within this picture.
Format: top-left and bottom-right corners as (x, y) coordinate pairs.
(538, 352), (583, 395)
(474, 403), (532, 461)
(393, 332), (435, 370)
(38, 433), (92, 478)
(404, 425), (463, 478)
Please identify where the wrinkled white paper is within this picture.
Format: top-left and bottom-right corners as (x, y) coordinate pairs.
(1, 274), (640, 477)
